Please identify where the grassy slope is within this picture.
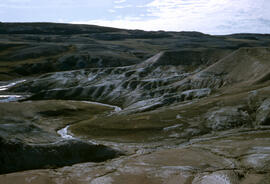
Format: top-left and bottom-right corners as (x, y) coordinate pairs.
(1, 23), (270, 81)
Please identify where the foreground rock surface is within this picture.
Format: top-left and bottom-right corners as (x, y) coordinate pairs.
(0, 129), (270, 184)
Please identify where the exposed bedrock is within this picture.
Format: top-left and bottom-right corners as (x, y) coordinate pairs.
(256, 98), (270, 126)
(10, 47), (270, 113)
(10, 48), (234, 110)
(1, 129), (270, 184)
(205, 106), (251, 131)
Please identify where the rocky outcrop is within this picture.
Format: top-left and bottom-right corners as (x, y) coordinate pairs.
(9, 47), (270, 113)
(256, 98), (270, 125)
(205, 106), (251, 131)
(9, 49), (231, 111)
(1, 129), (270, 184)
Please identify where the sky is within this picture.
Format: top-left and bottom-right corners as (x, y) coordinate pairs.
(1, 0), (270, 35)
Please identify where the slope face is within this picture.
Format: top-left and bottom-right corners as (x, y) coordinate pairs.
(10, 47), (270, 113)
(10, 48), (233, 111)
(170, 47), (270, 91)
(194, 47), (270, 85)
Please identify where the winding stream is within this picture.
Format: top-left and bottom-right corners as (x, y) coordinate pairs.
(57, 101), (122, 139)
(57, 125), (74, 139)
(81, 101), (122, 112)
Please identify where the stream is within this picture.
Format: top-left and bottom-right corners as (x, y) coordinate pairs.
(57, 101), (122, 139)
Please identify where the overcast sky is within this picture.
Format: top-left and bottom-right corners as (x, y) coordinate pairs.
(1, 0), (270, 34)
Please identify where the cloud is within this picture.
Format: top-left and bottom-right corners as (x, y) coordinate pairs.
(108, 9), (116, 13)
(4, 0), (32, 2)
(2, 0), (270, 34)
(1, 0), (104, 8)
(114, 0), (126, 4)
(114, 4), (132, 9)
(72, 0), (270, 34)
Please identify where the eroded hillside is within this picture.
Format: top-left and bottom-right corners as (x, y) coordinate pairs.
(0, 23), (270, 184)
